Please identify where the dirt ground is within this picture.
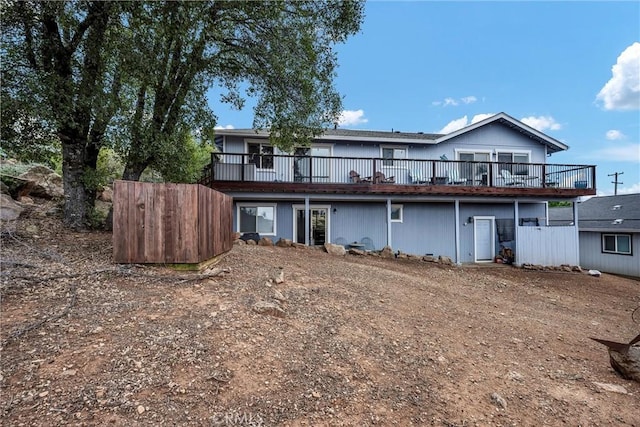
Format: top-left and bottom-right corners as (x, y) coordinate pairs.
(1, 203), (639, 427)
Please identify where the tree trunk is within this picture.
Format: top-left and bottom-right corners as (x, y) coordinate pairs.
(122, 160), (150, 182)
(61, 142), (92, 230)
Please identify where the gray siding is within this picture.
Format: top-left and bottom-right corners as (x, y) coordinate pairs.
(330, 202), (388, 250)
(579, 231), (640, 277)
(391, 203), (456, 258)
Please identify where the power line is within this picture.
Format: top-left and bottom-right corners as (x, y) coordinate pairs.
(608, 171), (623, 195)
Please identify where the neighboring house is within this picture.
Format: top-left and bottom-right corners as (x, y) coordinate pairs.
(201, 113), (596, 265)
(550, 194), (640, 277)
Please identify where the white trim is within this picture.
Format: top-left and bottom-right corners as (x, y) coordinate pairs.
(236, 203), (277, 236)
(601, 233), (632, 255)
(292, 204), (331, 245)
(245, 139), (275, 171)
(391, 204), (403, 223)
(473, 216), (495, 263)
(454, 148), (492, 160)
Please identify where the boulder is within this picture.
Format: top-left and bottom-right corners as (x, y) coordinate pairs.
(18, 165), (64, 199)
(422, 255), (435, 262)
(324, 242), (346, 256)
(0, 194), (23, 234)
(258, 237), (273, 246)
(276, 238), (293, 247)
(348, 248), (366, 256)
(438, 255), (453, 265)
(588, 269), (602, 277)
(379, 245), (395, 259)
(396, 251), (408, 259)
(252, 301), (285, 318)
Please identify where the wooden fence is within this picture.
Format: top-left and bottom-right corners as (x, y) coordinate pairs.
(113, 181), (233, 264)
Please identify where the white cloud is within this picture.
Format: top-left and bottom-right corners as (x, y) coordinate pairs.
(471, 113), (495, 124)
(214, 124), (235, 129)
(433, 96), (479, 107)
(520, 115), (562, 132)
(338, 109), (368, 126)
(443, 97), (458, 107)
(618, 182), (640, 195)
(596, 42), (640, 111)
(590, 143), (640, 163)
(437, 113), (496, 134)
(439, 116), (469, 133)
(606, 129), (625, 140)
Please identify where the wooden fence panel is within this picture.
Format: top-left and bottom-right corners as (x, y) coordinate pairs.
(113, 181), (233, 264)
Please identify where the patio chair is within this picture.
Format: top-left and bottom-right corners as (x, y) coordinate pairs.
(373, 171), (395, 184)
(409, 169), (430, 184)
(500, 169), (525, 186)
(360, 237), (375, 251)
(447, 169), (467, 185)
(349, 170), (371, 183)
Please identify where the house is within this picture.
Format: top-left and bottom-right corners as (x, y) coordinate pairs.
(201, 113), (596, 265)
(549, 194), (640, 277)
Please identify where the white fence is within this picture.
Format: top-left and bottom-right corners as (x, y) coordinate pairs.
(517, 226), (579, 266)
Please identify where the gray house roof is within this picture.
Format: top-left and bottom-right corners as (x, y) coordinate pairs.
(549, 194), (640, 232)
(213, 112), (568, 151)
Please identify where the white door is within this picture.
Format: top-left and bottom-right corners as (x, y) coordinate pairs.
(474, 216), (495, 262)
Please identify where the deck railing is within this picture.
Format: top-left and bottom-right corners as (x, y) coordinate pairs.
(201, 152), (596, 190)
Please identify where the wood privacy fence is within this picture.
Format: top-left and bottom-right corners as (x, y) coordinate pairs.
(113, 181), (233, 264)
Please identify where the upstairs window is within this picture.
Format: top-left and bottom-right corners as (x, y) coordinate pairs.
(247, 142), (274, 169)
(382, 147), (407, 166)
(498, 152), (530, 176)
(602, 234), (632, 255)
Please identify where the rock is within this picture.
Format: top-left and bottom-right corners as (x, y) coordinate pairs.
(0, 175), (34, 198)
(258, 237), (273, 246)
(273, 289), (287, 302)
(379, 246), (395, 259)
(252, 301), (285, 318)
(588, 269), (601, 277)
(275, 238), (293, 247)
(523, 263), (534, 270)
(324, 243), (346, 256)
(572, 265), (582, 273)
(234, 239), (246, 245)
(397, 251), (408, 259)
(348, 248), (366, 256)
(490, 392), (507, 409)
(561, 265), (572, 272)
(274, 270), (284, 284)
(438, 255), (453, 265)
(137, 405), (145, 414)
(610, 345), (640, 382)
(0, 194), (23, 234)
(0, 180), (8, 195)
(422, 255), (435, 262)
(233, 232), (241, 240)
(593, 382), (628, 394)
(246, 239), (257, 246)
(98, 186), (113, 202)
(18, 165), (64, 199)
(18, 196), (34, 204)
(507, 371), (524, 382)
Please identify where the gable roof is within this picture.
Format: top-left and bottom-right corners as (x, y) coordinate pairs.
(435, 112), (569, 154)
(549, 194), (640, 232)
(214, 112), (568, 151)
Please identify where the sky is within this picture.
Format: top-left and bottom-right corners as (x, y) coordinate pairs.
(208, 1), (640, 196)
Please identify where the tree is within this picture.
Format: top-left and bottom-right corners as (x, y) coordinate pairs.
(2, 1), (364, 228)
(2, 1), (125, 229)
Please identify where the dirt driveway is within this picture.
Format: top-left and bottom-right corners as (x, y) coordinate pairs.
(2, 211), (639, 426)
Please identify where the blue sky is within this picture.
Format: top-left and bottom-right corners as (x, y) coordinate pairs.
(209, 1), (640, 196)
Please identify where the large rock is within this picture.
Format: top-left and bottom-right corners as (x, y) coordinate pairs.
(258, 237), (273, 246)
(438, 255), (453, 265)
(18, 166), (63, 199)
(275, 238), (293, 247)
(0, 194), (23, 234)
(324, 242), (346, 256)
(380, 245), (395, 259)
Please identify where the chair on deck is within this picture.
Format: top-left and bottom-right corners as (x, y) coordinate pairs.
(349, 170), (371, 183)
(447, 169), (467, 185)
(500, 169), (525, 186)
(410, 169), (430, 184)
(373, 171), (395, 184)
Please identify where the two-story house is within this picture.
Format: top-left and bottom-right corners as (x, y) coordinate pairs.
(200, 113), (596, 265)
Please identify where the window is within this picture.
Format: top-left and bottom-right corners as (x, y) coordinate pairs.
(498, 152), (530, 175)
(391, 204), (403, 222)
(602, 234), (632, 255)
(238, 204), (276, 235)
(458, 151), (490, 181)
(247, 142), (274, 169)
(382, 147), (407, 166)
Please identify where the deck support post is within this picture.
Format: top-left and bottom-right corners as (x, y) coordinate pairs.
(386, 198), (392, 248)
(304, 196), (310, 246)
(454, 199), (460, 265)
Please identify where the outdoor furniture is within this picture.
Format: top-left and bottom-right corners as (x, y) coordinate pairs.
(409, 169), (430, 184)
(448, 169), (467, 185)
(501, 169), (540, 186)
(349, 170), (372, 183)
(373, 171), (395, 184)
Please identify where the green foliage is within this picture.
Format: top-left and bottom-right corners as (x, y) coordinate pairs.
(548, 201), (572, 207)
